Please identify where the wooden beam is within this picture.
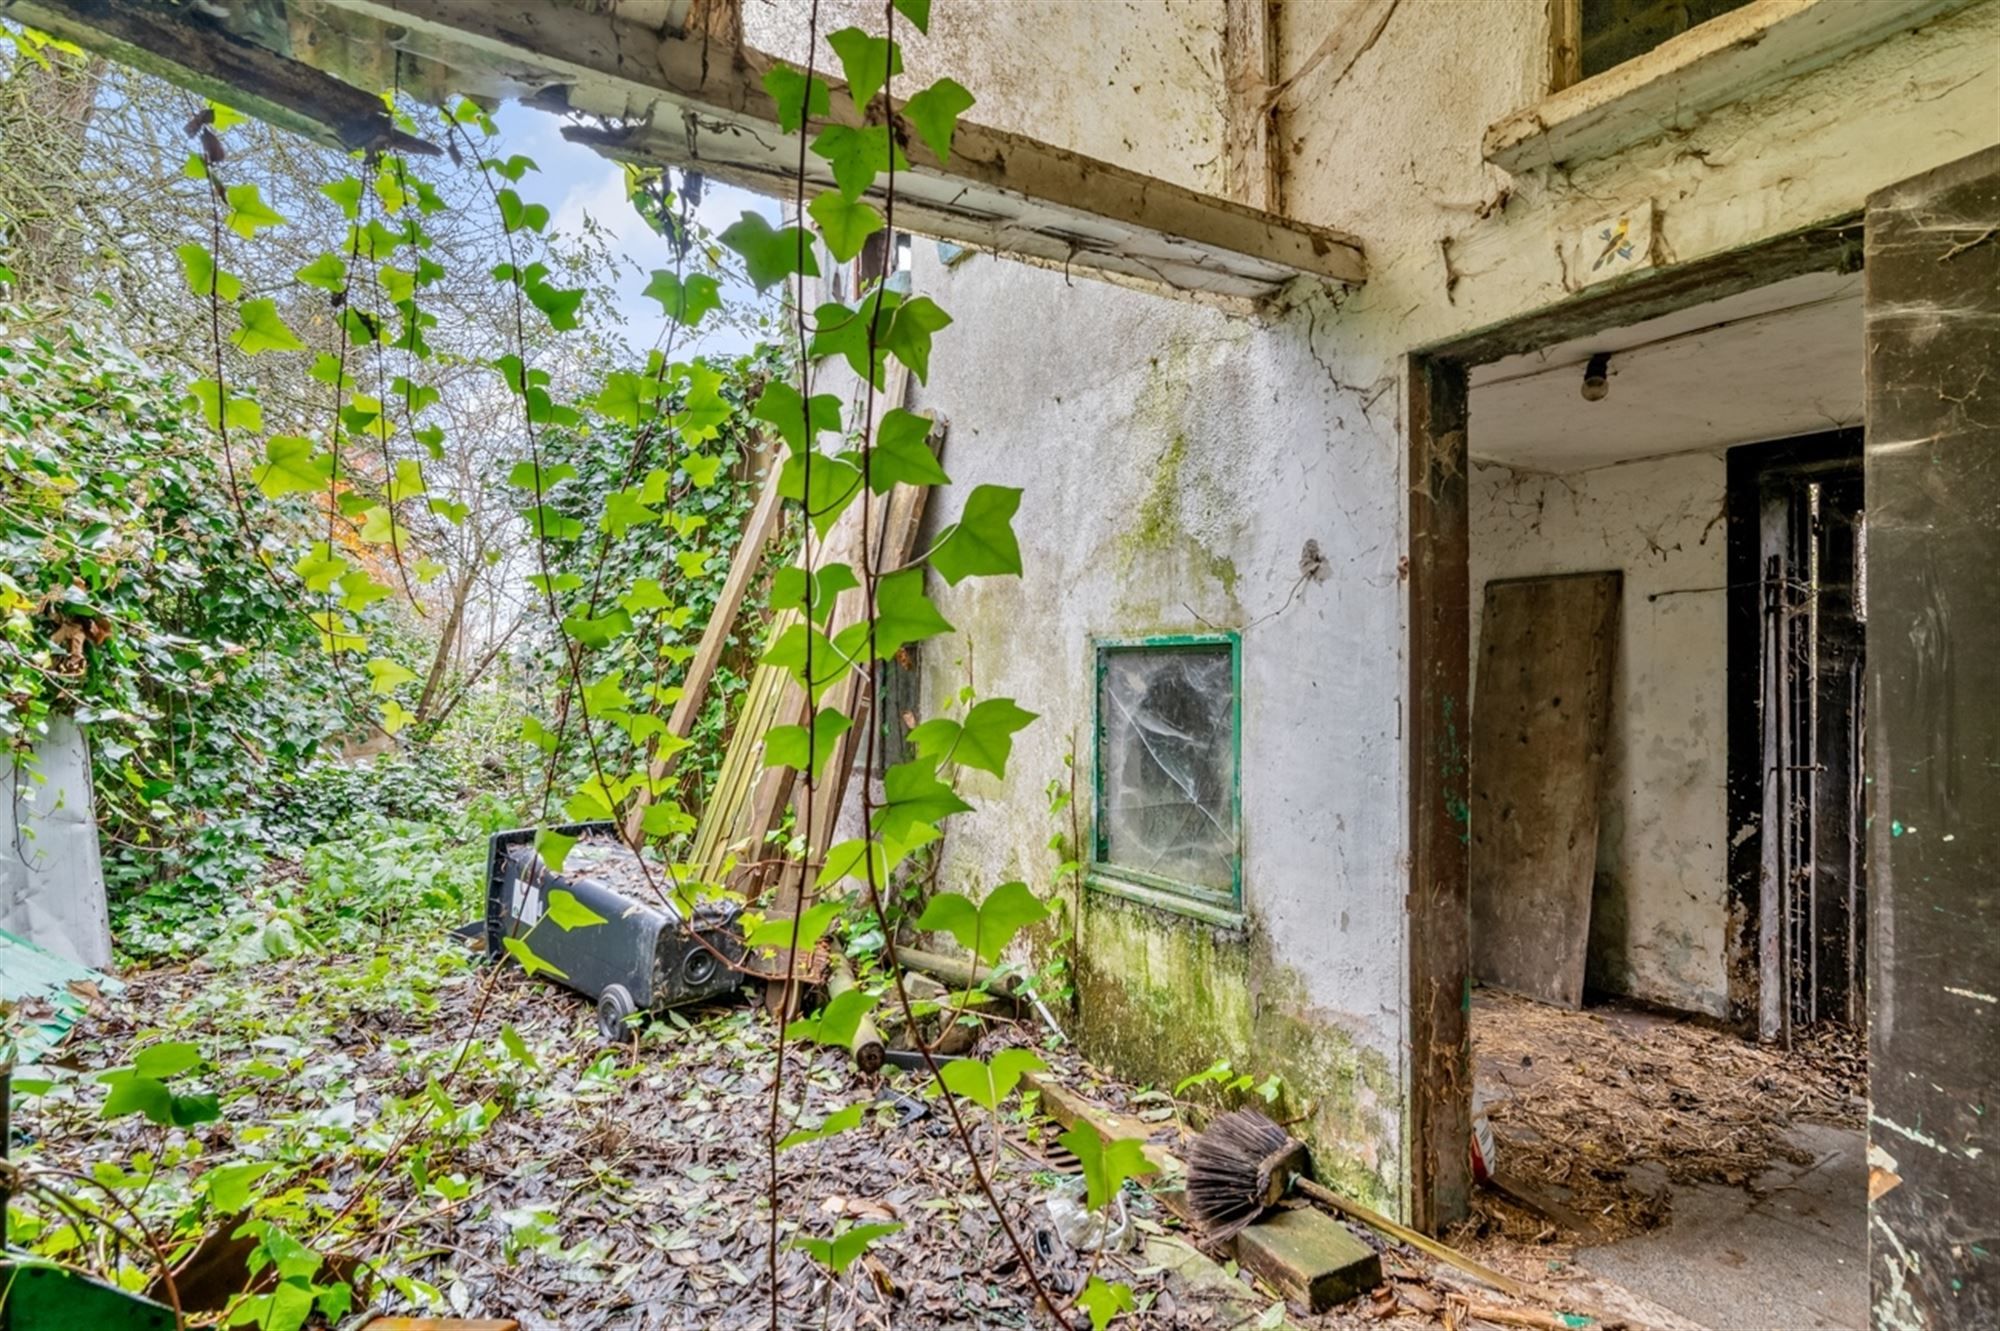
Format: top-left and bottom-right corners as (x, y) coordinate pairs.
(1485, 0), (1983, 173)
(1547, 0), (1583, 93)
(301, 0), (1365, 301)
(1, 0), (430, 155)
(1221, 0), (1279, 210)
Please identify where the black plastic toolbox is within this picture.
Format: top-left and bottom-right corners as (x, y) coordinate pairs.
(484, 823), (746, 1039)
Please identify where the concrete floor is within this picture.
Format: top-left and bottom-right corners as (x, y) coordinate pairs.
(1574, 1121), (1868, 1331)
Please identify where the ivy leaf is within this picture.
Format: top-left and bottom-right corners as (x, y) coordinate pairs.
(778, 449), (864, 539)
(233, 299), (306, 355)
(764, 65), (830, 135)
(904, 77), (974, 163)
(778, 1103), (863, 1152)
(832, 567), (950, 663)
(177, 243), (241, 300)
(872, 758), (972, 844)
(745, 897), (844, 952)
(809, 296), (897, 387)
(764, 707), (854, 781)
(808, 191), (883, 264)
(936, 1048), (1047, 1112)
(563, 608), (634, 649)
(719, 212), (820, 292)
(502, 935), (569, 981)
(810, 124), (908, 202)
(522, 505), (584, 541)
(294, 253), (347, 292)
(852, 408), (947, 493)
(296, 543), (349, 593)
(827, 27), (902, 111)
(321, 177), (364, 219)
(536, 827), (579, 873)
(507, 460), (579, 491)
(762, 622), (854, 705)
(643, 270), (722, 327)
(949, 698), (1036, 778)
(429, 496), (469, 524)
(596, 370), (656, 427)
(752, 381), (841, 454)
(309, 353), (353, 389)
(771, 562), (859, 627)
(1077, 1277), (1137, 1331)
(356, 507), (409, 548)
(388, 459), (426, 503)
(527, 277), (585, 330)
(785, 988), (879, 1049)
(186, 379), (262, 433)
(673, 362), (732, 441)
(546, 889), (608, 931)
(915, 881), (1049, 965)
(365, 658), (418, 695)
(379, 698), (415, 735)
(497, 188), (550, 234)
(379, 266), (416, 305)
(621, 577), (672, 615)
(338, 570), (393, 612)
(202, 1162), (276, 1214)
(130, 1041), (203, 1080)
(791, 1222), (901, 1276)
(1060, 1120), (1159, 1214)
(224, 182), (286, 238)
(601, 487), (659, 536)
(930, 485), (1023, 585)
(251, 436), (329, 499)
(881, 294), (952, 382)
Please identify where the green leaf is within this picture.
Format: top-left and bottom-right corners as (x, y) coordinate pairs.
(601, 487), (659, 536)
(719, 213), (821, 292)
(850, 408), (947, 493)
(500, 1023), (541, 1071)
(771, 562), (859, 627)
(365, 658), (418, 695)
(177, 242), (241, 300)
(621, 577), (673, 615)
(764, 65), (830, 134)
(764, 707), (854, 781)
(170, 1092), (221, 1127)
(752, 381), (841, 455)
(810, 124), (908, 202)
(778, 1103), (863, 1151)
(881, 294), (952, 382)
(546, 889), (608, 931)
(643, 270), (722, 326)
(497, 188), (550, 235)
(224, 183), (287, 239)
(684, 455), (724, 488)
(832, 567), (951, 663)
(296, 544), (349, 593)
(827, 27), (902, 111)
(321, 177), (363, 219)
(808, 191), (884, 264)
(904, 77), (974, 162)
(1059, 1120), (1159, 1214)
(356, 507), (408, 548)
(379, 265), (416, 305)
(100, 1075), (172, 1124)
(233, 298), (306, 355)
(891, 0), (932, 34)
(251, 436), (329, 499)
(762, 621), (855, 704)
(563, 608), (634, 649)
(187, 379), (262, 433)
(871, 758), (972, 844)
(809, 295), (897, 386)
(914, 881), (1049, 966)
(929, 485), (1023, 585)
(949, 698), (1037, 778)
(508, 460), (578, 491)
(936, 1048), (1047, 1112)
(1077, 1277), (1137, 1331)
(203, 1161), (276, 1214)
(792, 1222), (901, 1276)
(132, 1041), (202, 1080)
(208, 101), (248, 131)
(527, 277), (585, 330)
(338, 570), (392, 612)
(294, 253), (348, 292)
(537, 828), (579, 873)
(778, 449), (864, 539)
(745, 897), (843, 952)
(785, 988), (879, 1049)
(502, 935), (569, 981)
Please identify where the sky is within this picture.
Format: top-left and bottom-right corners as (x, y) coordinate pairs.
(491, 102), (781, 360)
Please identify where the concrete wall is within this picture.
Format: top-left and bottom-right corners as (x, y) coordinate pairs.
(769, 0), (2000, 1218)
(1468, 453), (1731, 1016)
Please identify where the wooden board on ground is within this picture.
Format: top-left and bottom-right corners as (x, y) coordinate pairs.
(1469, 571), (1621, 1009)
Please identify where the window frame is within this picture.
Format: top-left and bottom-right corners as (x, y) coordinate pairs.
(1088, 632), (1244, 922)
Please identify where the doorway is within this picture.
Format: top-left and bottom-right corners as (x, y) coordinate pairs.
(1727, 432), (1867, 1042)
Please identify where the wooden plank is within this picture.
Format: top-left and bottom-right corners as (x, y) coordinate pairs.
(1862, 143), (2000, 1328)
(1468, 571), (1621, 1009)
(1548, 0), (1584, 92)
(1484, 0), (1982, 172)
(1221, 0), (1278, 210)
(1405, 354), (1472, 1234)
(622, 450), (786, 842)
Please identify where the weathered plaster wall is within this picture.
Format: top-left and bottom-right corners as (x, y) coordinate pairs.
(1468, 453), (1731, 1016)
(888, 245), (1409, 1207)
(742, 0), (1229, 193)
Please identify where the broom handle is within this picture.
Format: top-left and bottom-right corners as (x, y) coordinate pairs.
(1288, 1175), (1532, 1301)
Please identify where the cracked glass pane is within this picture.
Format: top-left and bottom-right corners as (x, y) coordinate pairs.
(1098, 646), (1236, 892)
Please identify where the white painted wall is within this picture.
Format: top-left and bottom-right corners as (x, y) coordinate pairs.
(1468, 453), (1731, 1016)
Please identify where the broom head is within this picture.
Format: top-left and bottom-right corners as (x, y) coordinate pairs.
(1185, 1108), (1308, 1242)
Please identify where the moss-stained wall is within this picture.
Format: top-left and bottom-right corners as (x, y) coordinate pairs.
(1076, 893), (1401, 1210)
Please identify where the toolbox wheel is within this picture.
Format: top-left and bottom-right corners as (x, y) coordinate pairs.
(596, 984), (637, 1043)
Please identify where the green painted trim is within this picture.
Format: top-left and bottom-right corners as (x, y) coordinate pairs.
(1089, 632), (1244, 919)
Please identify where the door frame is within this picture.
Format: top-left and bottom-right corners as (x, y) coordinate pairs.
(1402, 217), (1863, 1232)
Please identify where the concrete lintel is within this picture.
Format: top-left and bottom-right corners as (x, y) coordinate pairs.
(311, 0), (1367, 301)
(1483, 0), (1983, 174)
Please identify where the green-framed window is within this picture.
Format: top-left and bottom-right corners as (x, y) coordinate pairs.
(1090, 633), (1242, 916)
